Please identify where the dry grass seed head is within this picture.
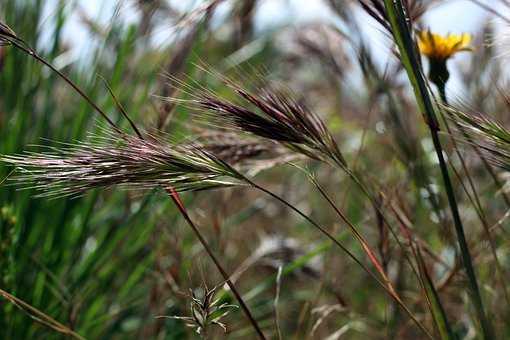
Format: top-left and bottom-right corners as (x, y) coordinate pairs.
(166, 66), (347, 169)
(446, 105), (510, 170)
(0, 21), (17, 46)
(1, 131), (247, 197)
(194, 130), (302, 175)
(157, 283), (237, 336)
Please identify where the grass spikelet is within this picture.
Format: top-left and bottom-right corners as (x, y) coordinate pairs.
(447, 106), (510, 169)
(0, 21), (17, 46)
(1, 132), (246, 197)
(170, 72), (347, 169)
(195, 131), (300, 176)
(157, 283), (238, 337)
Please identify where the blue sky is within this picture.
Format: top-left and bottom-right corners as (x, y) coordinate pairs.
(39, 0), (504, 93)
(43, 0), (494, 50)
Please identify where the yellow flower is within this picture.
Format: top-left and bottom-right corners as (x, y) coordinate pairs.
(417, 30), (473, 93)
(417, 30), (472, 62)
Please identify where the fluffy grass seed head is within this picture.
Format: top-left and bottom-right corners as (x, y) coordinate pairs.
(173, 72), (347, 169)
(196, 131), (301, 176)
(446, 106), (510, 170)
(1, 132), (247, 197)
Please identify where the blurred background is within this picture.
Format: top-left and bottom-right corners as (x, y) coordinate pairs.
(1, 0), (510, 339)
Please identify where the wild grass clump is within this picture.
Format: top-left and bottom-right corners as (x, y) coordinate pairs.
(2, 0), (510, 339)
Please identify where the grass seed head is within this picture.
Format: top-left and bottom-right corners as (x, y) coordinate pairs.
(1, 132), (246, 197)
(446, 106), (510, 170)
(158, 283), (237, 336)
(177, 73), (347, 169)
(0, 21), (19, 46)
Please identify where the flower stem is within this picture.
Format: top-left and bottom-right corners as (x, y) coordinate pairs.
(382, 1), (494, 338)
(437, 82), (510, 309)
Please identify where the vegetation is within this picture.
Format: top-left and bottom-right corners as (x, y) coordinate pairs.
(1, 0), (510, 339)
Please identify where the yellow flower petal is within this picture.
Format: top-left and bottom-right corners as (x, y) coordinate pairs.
(417, 30), (473, 61)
